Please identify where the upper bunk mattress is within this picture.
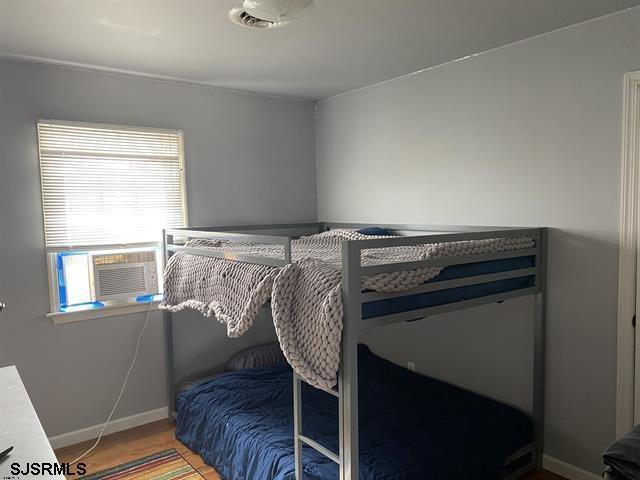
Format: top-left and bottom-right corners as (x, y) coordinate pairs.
(362, 255), (535, 319)
(176, 345), (532, 480)
(163, 229), (535, 390)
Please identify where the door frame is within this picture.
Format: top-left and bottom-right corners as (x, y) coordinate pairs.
(617, 70), (640, 436)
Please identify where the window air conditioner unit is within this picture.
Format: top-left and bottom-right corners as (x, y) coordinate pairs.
(90, 250), (159, 302)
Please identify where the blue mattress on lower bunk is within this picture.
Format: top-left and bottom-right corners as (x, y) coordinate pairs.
(362, 256), (536, 319)
(176, 345), (532, 480)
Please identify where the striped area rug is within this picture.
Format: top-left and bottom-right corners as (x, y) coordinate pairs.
(83, 448), (204, 479)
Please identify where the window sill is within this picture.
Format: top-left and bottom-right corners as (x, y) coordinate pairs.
(47, 301), (162, 325)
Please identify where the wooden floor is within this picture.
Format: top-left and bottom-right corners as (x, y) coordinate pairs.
(56, 420), (221, 479)
(55, 420), (565, 479)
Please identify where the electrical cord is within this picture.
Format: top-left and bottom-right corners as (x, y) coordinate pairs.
(69, 299), (154, 465)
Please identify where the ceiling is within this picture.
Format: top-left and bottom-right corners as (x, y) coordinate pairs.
(1, 0), (638, 100)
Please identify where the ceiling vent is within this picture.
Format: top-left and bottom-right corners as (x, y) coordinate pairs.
(229, 0), (315, 29)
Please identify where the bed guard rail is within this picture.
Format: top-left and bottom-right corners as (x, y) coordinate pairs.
(164, 228), (293, 267)
(341, 227), (544, 329)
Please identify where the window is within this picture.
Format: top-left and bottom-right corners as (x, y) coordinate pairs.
(38, 120), (186, 318)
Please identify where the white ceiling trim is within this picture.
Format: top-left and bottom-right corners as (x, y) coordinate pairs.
(319, 4), (640, 104)
(0, 52), (313, 103)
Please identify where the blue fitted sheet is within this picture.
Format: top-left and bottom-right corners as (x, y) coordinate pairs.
(176, 345), (532, 480)
(362, 256), (536, 319)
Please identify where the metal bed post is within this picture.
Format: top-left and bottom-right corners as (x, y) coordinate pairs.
(165, 313), (176, 417)
(339, 240), (361, 480)
(293, 373), (304, 479)
(286, 239), (305, 480)
(163, 229), (177, 418)
(532, 227), (547, 468)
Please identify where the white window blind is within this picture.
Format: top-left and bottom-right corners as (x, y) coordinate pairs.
(38, 120), (186, 249)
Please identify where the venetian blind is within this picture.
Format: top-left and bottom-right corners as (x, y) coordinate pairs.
(38, 121), (186, 249)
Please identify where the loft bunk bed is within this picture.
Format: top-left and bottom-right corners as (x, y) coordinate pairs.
(162, 222), (546, 480)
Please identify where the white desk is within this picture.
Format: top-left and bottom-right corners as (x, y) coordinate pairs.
(0, 365), (64, 479)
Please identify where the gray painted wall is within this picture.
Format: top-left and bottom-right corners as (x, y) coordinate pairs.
(0, 60), (316, 437)
(316, 8), (640, 474)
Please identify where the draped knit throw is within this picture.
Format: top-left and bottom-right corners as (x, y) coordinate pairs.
(161, 230), (534, 390)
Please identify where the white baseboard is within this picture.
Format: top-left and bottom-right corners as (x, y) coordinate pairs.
(48, 406), (169, 450)
(543, 454), (601, 480)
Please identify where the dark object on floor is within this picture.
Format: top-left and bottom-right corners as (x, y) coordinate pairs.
(176, 345), (532, 480)
(603, 425), (640, 480)
(0, 446), (13, 462)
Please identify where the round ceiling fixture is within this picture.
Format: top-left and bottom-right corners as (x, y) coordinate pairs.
(228, 0), (315, 29)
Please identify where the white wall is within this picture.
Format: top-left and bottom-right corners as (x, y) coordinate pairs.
(316, 7), (640, 474)
(0, 60), (316, 437)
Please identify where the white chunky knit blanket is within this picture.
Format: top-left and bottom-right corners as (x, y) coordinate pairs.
(161, 230), (534, 390)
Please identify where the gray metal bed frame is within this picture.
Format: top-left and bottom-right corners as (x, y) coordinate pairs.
(162, 222), (547, 480)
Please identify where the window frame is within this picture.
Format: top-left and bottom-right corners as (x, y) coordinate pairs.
(37, 119), (188, 322)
